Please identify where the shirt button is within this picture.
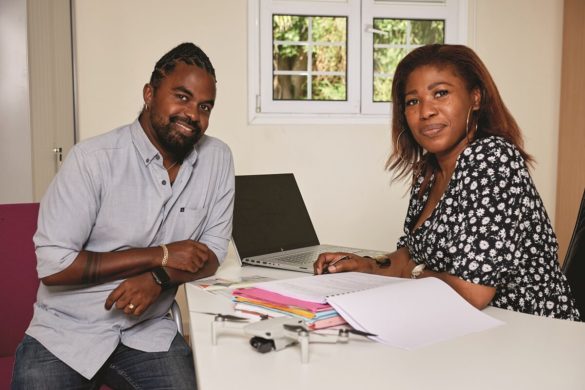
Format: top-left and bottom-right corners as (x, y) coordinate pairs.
(155, 155), (160, 160)
(162, 180), (167, 185)
(146, 158), (149, 163)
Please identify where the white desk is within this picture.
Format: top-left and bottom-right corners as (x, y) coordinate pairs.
(186, 257), (585, 390)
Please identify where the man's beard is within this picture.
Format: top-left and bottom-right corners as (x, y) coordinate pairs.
(150, 113), (202, 161)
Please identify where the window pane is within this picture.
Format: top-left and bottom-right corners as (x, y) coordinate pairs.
(312, 75), (346, 101)
(372, 18), (445, 102)
(273, 75), (307, 100)
(273, 44), (307, 72)
(311, 16), (346, 42)
(411, 20), (444, 44)
(273, 15), (308, 41)
(373, 19), (406, 45)
(313, 46), (345, 72)
(374, 47), (406, 75)
(273, 14), (347, 101)
(373, 76), (392, 102)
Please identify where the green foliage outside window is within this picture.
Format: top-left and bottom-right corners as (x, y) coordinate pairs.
(271, 15), (444, 103)
(373, 18), (444, 102)
(273, 15), (347, 101)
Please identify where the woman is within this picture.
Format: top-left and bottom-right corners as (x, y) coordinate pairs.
(314, 44), (579, 320)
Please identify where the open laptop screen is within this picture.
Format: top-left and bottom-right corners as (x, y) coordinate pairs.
(233, 174), (320, 259)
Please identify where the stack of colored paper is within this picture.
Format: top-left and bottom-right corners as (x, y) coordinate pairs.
(235, 273), (505, 350)
(232, 287), (346, 329)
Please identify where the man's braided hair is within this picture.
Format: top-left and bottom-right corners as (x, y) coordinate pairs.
(149, 42), (216, 89)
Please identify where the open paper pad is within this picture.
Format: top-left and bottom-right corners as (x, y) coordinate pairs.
(254, 272), (401, 303)
(326, 277), (504, 350)
(252, 272), (504, 349)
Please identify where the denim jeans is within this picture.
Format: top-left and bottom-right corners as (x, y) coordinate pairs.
(11, 333), (196, 389)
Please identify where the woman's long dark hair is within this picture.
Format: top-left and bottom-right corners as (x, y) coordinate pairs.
(387, 44), (533, 183)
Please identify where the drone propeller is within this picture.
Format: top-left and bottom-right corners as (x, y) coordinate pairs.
(343, 328), (377, 338)
(196, 311), (250, 322)
(283, 323), (377, 338)
(282, 323), (310, 333)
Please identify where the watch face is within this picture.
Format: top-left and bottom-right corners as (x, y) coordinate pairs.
(152, 267), (170, 286)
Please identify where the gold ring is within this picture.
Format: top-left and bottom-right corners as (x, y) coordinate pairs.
(127, 303), (135, 310)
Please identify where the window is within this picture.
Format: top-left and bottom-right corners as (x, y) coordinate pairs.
(371, 18), (445, 102)
(273, 15), (348, 101)
(248, 0), (468, 124)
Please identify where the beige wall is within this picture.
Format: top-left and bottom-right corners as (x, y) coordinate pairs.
(73, 0), (563, 253)
(0, 0), (33, 203)
(471, 0), (563, 218)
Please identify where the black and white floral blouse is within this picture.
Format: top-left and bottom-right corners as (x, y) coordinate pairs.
(398, 136), (580, 320)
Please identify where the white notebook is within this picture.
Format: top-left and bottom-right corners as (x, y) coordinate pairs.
(254, 272), (504, 350)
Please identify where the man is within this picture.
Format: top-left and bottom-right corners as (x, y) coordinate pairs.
(12, 42), (234, 389)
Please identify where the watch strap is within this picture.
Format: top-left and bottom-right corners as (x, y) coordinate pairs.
(364, 255), (392, 268)
(151, 267), (171, 290)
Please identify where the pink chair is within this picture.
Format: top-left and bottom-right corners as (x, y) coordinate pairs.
(0, 203), (40, 389)
(0, 203), (184, 389)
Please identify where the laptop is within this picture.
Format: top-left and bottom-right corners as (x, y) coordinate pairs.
(232, 173), (386, 273)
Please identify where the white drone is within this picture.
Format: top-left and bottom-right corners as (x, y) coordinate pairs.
(205, 313), (375, 363)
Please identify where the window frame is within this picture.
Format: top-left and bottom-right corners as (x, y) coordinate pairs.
(362, 0), (465, 115)
(258, 1), (361, 116)
(248, 0), (468, 124)
(272, 14), (349, 102)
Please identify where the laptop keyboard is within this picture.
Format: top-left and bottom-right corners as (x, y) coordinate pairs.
(242, 245), (386, 273)
(269, 246), (355, 265)
(271, 251), (319, 265)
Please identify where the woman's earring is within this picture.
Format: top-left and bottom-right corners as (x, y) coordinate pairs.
(144, 103), (149, 111)
(395, 129), (405, 158)
(395, 129), (414, 165)
(465, 106), (478, 143)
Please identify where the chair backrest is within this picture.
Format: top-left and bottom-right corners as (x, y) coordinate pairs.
(0, 203), (40, 357)
(562, 189), (585, 320)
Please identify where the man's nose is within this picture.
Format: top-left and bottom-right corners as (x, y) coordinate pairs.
(184, 103), (199, 123)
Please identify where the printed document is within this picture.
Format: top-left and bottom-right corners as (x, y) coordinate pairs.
(253, 273), (504, 349)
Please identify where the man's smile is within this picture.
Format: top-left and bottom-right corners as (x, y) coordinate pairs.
(170, 117), (200, 137)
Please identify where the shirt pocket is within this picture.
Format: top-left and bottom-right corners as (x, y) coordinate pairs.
(172, 206), (208, 240)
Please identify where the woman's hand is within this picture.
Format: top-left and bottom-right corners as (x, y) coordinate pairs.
(314, 247), (413, 277)
(313, 252), (376, 275)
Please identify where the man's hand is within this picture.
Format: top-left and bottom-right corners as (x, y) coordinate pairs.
(104, 272), (162, 316)
(163, 240), (211, 273)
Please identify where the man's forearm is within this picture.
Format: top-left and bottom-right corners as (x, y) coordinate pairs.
(42, 246), (164, 286)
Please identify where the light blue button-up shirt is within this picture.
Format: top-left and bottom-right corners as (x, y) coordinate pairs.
(27, 119), (235, 379)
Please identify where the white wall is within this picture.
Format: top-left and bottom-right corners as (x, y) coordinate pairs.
(73, 0), (563, 252)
